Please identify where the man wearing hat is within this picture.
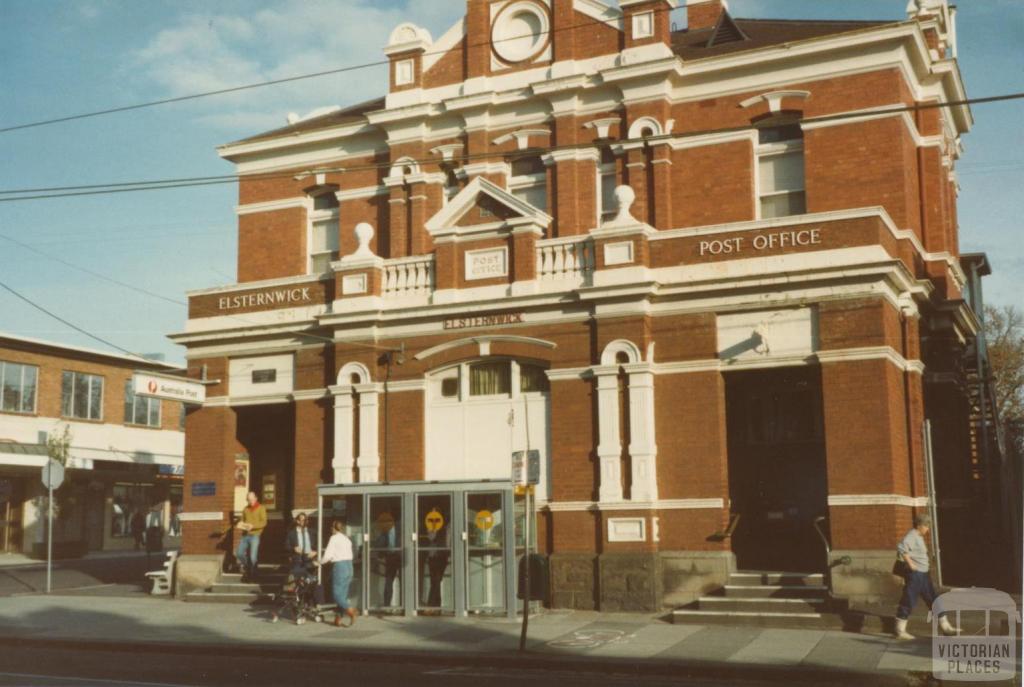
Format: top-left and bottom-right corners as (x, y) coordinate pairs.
(893, 513), (958, 639)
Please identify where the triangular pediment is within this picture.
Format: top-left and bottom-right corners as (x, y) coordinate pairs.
(425, 176), (552, 237)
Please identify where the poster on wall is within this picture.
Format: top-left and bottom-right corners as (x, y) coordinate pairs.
(261, 473), (277, 510)
(233, 454), (249, 513)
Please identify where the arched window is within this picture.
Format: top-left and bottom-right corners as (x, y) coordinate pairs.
(756, 117), (806, 219)
(309, 191), (340, 273)
(430, 358), (550, 402)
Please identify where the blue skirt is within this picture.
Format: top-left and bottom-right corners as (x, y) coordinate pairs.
(331, 560), (353, 612)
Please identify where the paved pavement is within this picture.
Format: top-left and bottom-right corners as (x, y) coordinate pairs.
(0, 592), (979, 686)
(0, 551), (156, 597)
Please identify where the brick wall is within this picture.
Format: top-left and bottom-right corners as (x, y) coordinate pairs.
(0, 341), (185, 432)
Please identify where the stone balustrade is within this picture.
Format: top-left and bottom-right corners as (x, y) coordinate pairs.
(383, 255), (434, 297)
(536, 237), (595, 285)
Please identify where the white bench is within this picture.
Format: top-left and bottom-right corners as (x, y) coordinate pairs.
(146, 550), (179, 595)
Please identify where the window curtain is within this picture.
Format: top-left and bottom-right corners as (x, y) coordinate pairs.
(470, 362), (510, 396)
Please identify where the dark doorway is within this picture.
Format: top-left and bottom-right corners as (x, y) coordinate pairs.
(236, 404), (295, 563)
(725, 366), (829, 572)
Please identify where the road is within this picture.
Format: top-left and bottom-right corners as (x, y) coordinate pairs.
(0, 646), (801, 687)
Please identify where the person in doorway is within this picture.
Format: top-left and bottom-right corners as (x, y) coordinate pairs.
(144, 502), (163, 561)
(318, 520), (356, 627)
(130, 509), (145, 551)
(286, 512), (316, 577)
(375, 513), (400, 606)
(425, 518), (450, 608)
(235, 491), (267, 583)
(893, 513), (958, 639)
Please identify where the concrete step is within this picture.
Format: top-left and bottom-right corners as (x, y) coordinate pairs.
(723, 584), (829, 599)
(697, 596), (827, 614)
(729, 572), (824, 587)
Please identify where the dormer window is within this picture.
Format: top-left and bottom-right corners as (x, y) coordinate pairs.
(309, 192), (340, 273)
(757, 121), (806, 219)
(509, 155), (547, 212)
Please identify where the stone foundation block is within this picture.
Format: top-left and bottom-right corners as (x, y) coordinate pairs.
(659, 550), (735, 608)
(174, 554), (224, 598)
(598, 552), (661, 612)
(830, 549), (904, 606)
(549, 553), (598, 610)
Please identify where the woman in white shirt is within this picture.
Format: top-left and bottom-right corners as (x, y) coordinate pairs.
(319, 520), (356, 627)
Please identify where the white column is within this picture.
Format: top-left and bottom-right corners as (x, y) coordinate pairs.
(595, 366), (624, 502)
(627, 367), (658, 502)
(332, 388), (355, 484)
(355, 383), (381, 483)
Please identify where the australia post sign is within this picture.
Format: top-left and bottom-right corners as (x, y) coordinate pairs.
(133, 373), (206, 404)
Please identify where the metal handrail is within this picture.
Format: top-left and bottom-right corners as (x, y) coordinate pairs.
(813, 515), (830, 556)
(710, 513), (741, 541)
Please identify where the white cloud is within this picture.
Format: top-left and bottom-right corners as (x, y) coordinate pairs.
(131, 0), (464, 137)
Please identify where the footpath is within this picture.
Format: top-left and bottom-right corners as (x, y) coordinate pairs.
(0, 592), (970, 686)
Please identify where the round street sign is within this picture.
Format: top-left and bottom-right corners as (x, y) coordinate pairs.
(424, 508), (444, 533)
(41, 459), (64, 490)
(475, 509), (494, 531)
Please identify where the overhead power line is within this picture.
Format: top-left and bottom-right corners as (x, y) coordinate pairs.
(0, 233), (400, 355)
(0, 92), (1021, 203)
(0, 4), (685, 135)
(0, 278), (148, 359)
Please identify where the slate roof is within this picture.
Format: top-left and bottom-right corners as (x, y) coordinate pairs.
(229, 15), (897, 146)
(672, 17), (895, 59)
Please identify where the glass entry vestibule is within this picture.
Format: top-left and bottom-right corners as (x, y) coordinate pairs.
(316, 481), (518, 618)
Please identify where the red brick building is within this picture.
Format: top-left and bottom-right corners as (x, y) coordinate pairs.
(0, 334), (184, 557)
(172, 0), (996, 613)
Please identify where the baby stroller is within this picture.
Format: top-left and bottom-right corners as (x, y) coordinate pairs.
(271, 556), (326, 625)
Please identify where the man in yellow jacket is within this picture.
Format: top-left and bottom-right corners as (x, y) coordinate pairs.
(236, 491), (267, 583)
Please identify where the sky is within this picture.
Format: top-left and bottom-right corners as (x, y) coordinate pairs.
(0, 0), (1021, 365)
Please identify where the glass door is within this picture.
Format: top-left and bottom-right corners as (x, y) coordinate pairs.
(466, 491), (506, 613)
(416, 494), (453, 613)
(327, 494), (364, 612)
(367, 495), (403, 612)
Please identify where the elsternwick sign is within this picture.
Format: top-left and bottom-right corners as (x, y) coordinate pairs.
(217, 287), (312, 311)
(134, 373), (206, 404)
(444, 312), (524, 330)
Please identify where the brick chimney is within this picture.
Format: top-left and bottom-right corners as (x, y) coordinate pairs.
(687, 0), (728, 31)
(384, 22), (432, 92)
(619, 0), (675, 49)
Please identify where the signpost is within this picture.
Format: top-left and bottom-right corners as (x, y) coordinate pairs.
(41, 459), (64, 594)
(513, 449), (540, 652)
(132, 372), (206, 404)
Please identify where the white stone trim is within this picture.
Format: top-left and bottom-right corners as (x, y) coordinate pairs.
(384, 379), (426, 393)
(415, 335), (557, 361)
(186, 273), (326, 298)
(828, 494), (929, 507)
(607, 517), (646, 542)
(235, 197), (307, 216)
(336, 185), (389, 202)
(739, 90), (811, 114)
(292, 388), (329, 402)
(177, 512), (224, 522)
(666, 129), (757, 152)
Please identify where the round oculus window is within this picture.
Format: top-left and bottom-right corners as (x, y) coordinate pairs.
(492, 2), (549, 64)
